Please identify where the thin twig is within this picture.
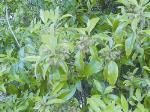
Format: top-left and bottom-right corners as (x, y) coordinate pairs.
(5, 4), (21, 48)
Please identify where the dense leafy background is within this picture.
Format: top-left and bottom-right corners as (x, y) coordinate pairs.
(0, 0), (150, 112)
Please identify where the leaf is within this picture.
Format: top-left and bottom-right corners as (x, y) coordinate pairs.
(24, 56), (40, 62)
(7, 0), (13, 2)
(135, 88), (142, 101)
(0, 72), (3, 77)
(41, 24), (57, 54)
(58, 86), (76, 101)
(143, 66), (150, 72)
(107, 61), (118, 85)
(92, 33), (110, 41)
(117, 0), (128, 6)
(121, 94), (128, 112)
(59, 61), (68, 74)
(106, 17), (113, 26)
(115, 22), (128, 34)
(112, 19), (119, 32)
(94, 80), (103, 93)
(84, 60), (102, 76)
(54, 7), (60, 22)
(89, 46), (99, 60)
(144, 12), (150, 18)
(103, 64), (108, 81)
(52, 82), (65, 95)
(64, 87), (76, 100)
(49, 24), (57, 54)
(47, 99), (64, 105)
(128, 0), (138, 6)
(59, 14), (73, 21)
(90, 0), (96, 5)
(140, 0), (149, 6)
(0, 84), (6, 92)
(75, 81), (82, 91)
(131, 17), (140, 32)
(125, 33), (136, 57)
(87, 96), (101, 112)
(42, 63), (50, 80)
(104, 86), (114, 94)
(75, 28), (86, 35)
(142, 29), (150, 35)
(92, 96), (106, 109)
(88, 95), (106, 111)
(75, 50), (84, 72)
(86, 17), (100, 35)
(40, 9), (49, 24)
(134, 103), (149, 112)
(41, 34), (50, 44)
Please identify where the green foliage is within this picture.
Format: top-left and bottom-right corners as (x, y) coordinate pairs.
(0, 0), (150, 112)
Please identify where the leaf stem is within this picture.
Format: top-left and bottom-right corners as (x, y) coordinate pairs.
(5, 4), (21, 48)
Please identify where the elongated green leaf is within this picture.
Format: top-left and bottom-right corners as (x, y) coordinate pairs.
(117, 0), (128, 6)
(144, 12), (150, 18)
(42, 63), (50, 80)
(94, 80), (103, 93)
(52, 82), (65, 95)
(24, 56), (40, 62)
(59, 61), (68, 74)
(107, 61), (118, 85)
(40, 9), (49, 24)
(142, 29), (150, 35)
(143, 66), (150, 72)
(140, 0), (149, 6)
(75, 28), (86, 35)
(128, 0), (138, 6)
(104, 86), (114, 94)
(86, 17), (100, 35)
(49, 24), (57, 54)
(41, 34), (50, 44)
(59, 14), (73, 21)
(84, 60), (102, 76)
(103, 64), (108, 81)
(89, 46), (99, 60)
(47, 99), (64, 105)
(0, 84), (6, 92)
(121, 94), (128, 112)
(112, 19), (119, 32)
(75, 50), (84, 72)
(58, 86), (76, 101)
(92, 33), (110, 41)
(131, 17), (140, 32)
(87, 97), (101, 112)
(125, 33), (136, 57)
(135, 88), (142, 101)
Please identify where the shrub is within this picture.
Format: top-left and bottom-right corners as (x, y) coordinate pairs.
(0, 0), (150, 112)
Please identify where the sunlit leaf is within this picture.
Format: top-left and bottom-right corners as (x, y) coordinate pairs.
(86, 17), (100, 35)
(40, 9), (50, 24)
(121, 94), (128, 112)
(104, 86), (114, 94)
(94, 80), (103, 93)
(59, 14), (73, 21)
(84, 60), (102, 76)
(52, 82), (65, 95)
(125, 33), (136, 57)
(47, 99), (64, 105)
(143, 66), (150, 72)
(24, 56), (40, 62)
(75, 50), (84, 72)
(131, 17), (140, 32)
(107, 61), (118, 85)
